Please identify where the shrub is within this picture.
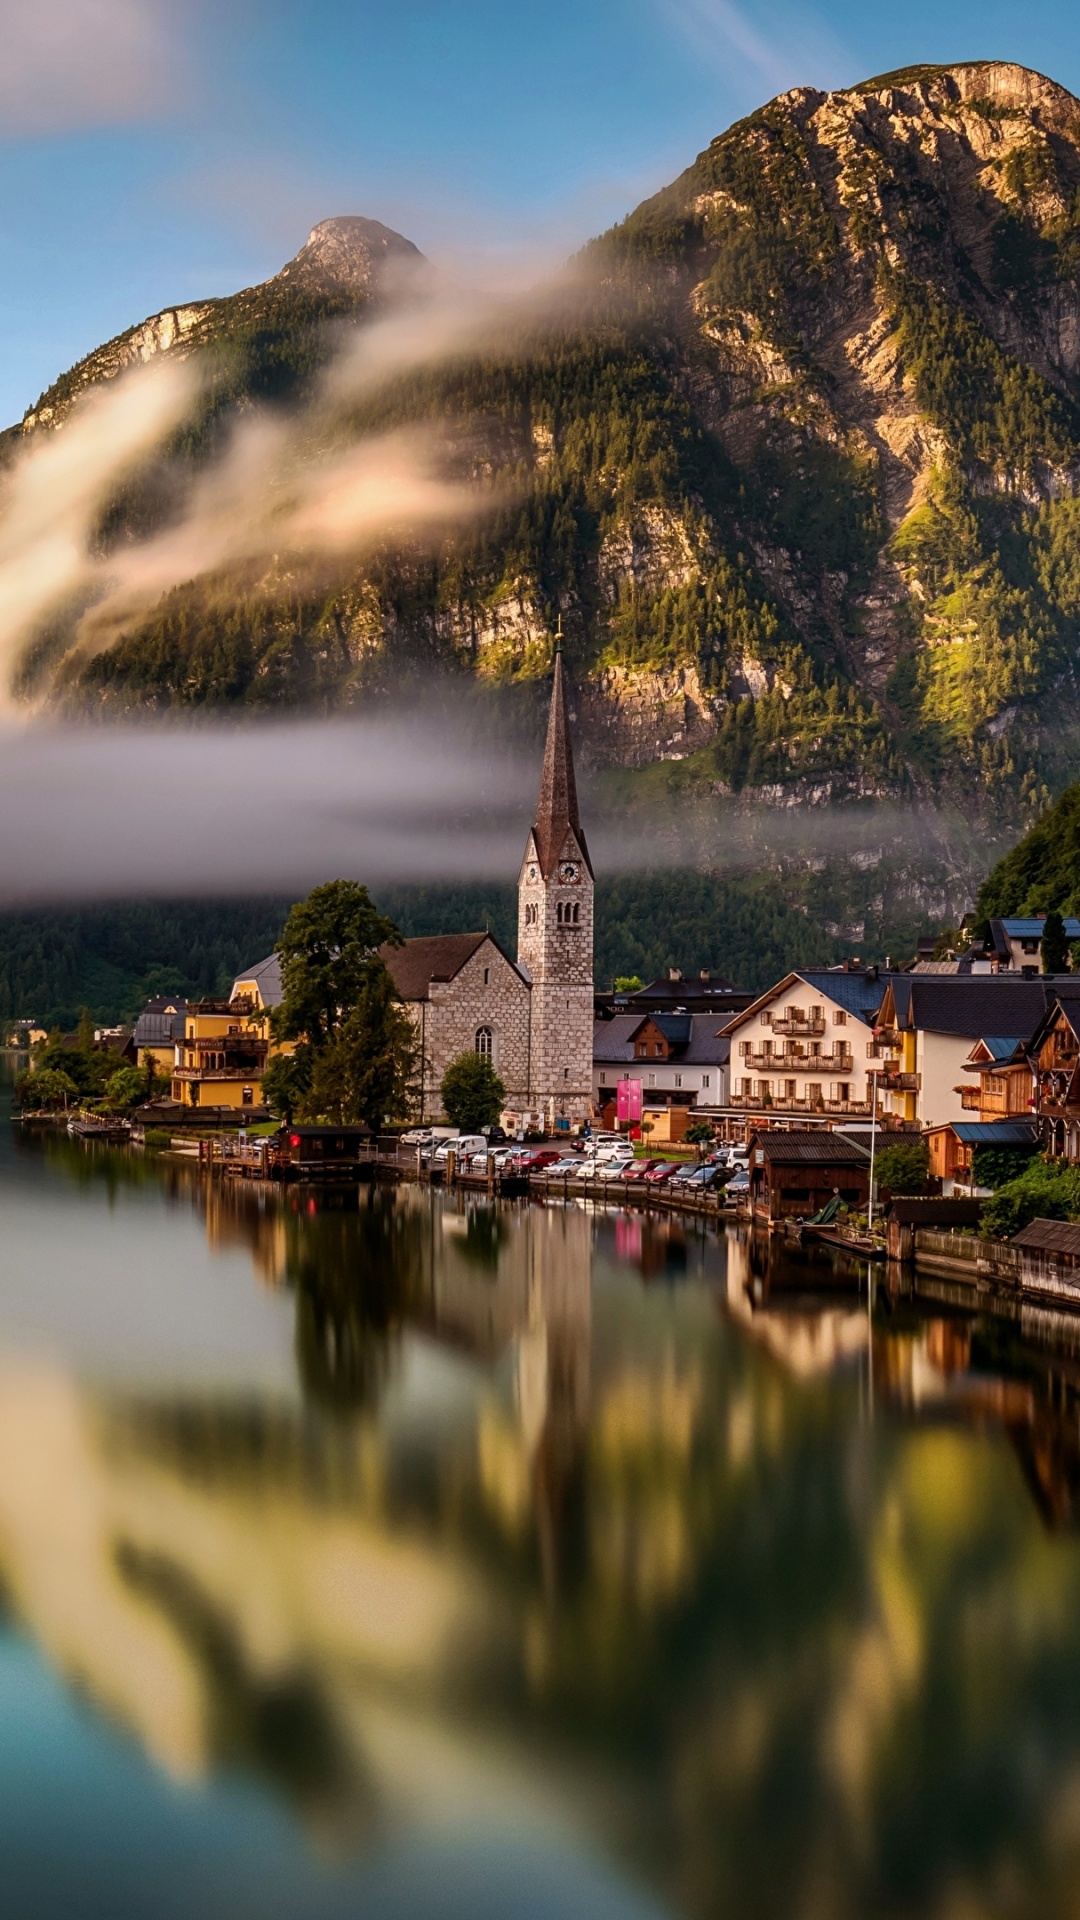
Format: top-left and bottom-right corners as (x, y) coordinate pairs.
(441, 1052), (506, 1133)
(874, 1138), (930, 1195)
(980, 1159), (1080, 1238)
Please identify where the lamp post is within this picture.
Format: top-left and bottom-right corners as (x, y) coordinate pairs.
(867, 1068), (880, 1240)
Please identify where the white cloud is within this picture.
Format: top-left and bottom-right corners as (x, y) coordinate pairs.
(0, 0), (187, 134)
(657, 0), (854, 100)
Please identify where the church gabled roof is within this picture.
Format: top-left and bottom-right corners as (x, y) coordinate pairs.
(532, 648), (592, 879)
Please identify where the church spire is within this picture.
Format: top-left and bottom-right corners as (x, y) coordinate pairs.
(532, 635), (592, 878)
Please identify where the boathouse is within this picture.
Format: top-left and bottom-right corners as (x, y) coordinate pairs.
(747, 1130), (870, 1224)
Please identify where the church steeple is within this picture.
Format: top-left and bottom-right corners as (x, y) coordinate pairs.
(517, 632), (595, 1124)
(532, 641), (592, 879)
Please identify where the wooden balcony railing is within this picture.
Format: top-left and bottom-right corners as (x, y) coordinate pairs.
(741, 1049), (854, 1072)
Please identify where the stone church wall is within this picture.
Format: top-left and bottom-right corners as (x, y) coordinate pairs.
(412, 938), (531, 1120)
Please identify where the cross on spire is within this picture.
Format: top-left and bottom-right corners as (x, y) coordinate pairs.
(532, 639), (592, 878)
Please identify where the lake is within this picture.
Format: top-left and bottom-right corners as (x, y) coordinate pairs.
(4, 1068), (1080, 1918)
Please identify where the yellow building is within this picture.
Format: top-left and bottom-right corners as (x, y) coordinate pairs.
(170, 998), (272, 1111)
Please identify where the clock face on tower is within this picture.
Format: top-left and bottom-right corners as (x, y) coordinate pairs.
(559, 861), (578, 882)
(527, 865), (538, 883)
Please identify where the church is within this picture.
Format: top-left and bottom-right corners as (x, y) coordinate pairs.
(381, 649), (595, 1128)
(214, 650), (595, 1128)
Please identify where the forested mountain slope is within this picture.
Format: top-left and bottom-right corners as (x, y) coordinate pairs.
(978, 776), (1080, 917)
(14, 60), (1080, 832)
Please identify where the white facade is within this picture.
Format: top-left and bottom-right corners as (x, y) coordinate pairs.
(725, 975), (878, 1119)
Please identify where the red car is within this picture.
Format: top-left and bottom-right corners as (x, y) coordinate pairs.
(516, 1148), (564, 1174)
(619, 1158), (660, 1180)
(643, 1162), (680, 1185)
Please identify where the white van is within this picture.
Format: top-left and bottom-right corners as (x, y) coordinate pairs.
(433, 1134), (488, 1165)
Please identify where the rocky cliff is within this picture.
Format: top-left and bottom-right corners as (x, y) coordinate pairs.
(14, 62), (1080, 835)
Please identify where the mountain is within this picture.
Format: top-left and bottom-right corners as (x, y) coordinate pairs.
(10, 58), (1079, 821)
(978, 775), (1080, 920)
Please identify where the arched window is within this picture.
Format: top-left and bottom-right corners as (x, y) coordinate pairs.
(572, 903), (579, 925)
(556, 903), (563, 925)
(475, 1027), (494, 1061)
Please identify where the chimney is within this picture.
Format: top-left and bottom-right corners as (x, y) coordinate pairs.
(668, 968), (682, 982)
(699, 969), (710, 982)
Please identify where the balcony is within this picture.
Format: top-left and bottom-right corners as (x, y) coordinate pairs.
(878, 1070), (920, 1092)
(172, 1066), (265, 1083)
(770, 1013), (825, 1037)
(741, 1048), (854, 1073)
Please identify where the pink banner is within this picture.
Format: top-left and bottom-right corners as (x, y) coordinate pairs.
(616, 1077), (642, 1123)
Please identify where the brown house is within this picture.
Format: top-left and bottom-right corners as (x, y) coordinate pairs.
(1028, 987), (1080, 1160)
(747, 1130), (870, 1224)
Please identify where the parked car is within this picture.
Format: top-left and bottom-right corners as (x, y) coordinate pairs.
(725, 1169), (750, 1202)
(672, 1163), (721, 1190)
(433, 1134), (488, 1166)
(519, 1149), (564, 1174)
(591, 1144), (626, 1175)
(400, 1127), (434, 1148)
(619, 1158), (659, 1181)
(643, 1162), (680, 1185)
(538, 1158), (583, 1178)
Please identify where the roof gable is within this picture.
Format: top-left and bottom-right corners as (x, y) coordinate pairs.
(381, 932), (525, 1002)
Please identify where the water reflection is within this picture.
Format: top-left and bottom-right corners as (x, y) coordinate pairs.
(10, 1117), (1080, 1915)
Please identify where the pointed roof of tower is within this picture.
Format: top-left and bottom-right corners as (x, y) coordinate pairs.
(532, 644), (592, 878)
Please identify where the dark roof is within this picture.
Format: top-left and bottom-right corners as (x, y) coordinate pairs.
(593, 1015), (731, 1066)
(650, 1014), (692, 1046)
(99, 1032), (135, 1056)
(1012, 1219), (1080, 1256)
(381, 932), (492, 1002)
(232, 952), (283, 1009)
(888, 1198), (983, 1227)
(796, 970), (891, 1022)
(753, 1130), (871, 1164)
(133, 1006), (188, 1046)
(889, 976), (1053, 1038)
(532, 650), (592, 880)
(949, 1119), (1040, 1146)
(592, 1015), (640, 1064)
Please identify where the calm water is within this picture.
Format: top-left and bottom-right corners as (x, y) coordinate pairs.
(6, 1071), (1080, 1916)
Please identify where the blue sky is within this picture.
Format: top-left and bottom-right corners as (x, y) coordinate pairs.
(2, 0), (1080, 423)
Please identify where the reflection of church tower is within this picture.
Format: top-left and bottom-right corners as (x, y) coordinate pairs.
(518, 646), (595, 1121)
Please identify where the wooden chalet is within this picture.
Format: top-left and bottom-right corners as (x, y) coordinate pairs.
(747, 1129), (870, 1225)
(1028, 986), (1080, 1160)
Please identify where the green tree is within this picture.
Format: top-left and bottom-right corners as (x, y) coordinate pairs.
(100, 1065), (152, 1112)
(261, 1048), (313, 1125)
(440, 1052), (507, 1133)
(303, 970), (418, 1130)
(980, 1159), (1080, 1239)
(686, 1120), (715, 1158)
(274, 881), (401, 1051)
(268, 880), (416, 1129)
(614, 975), (644, 992)
(76, 1006), (96, 1053)
(874, 1138), (931, 1196)
(15, 1066), (78, 1111)
(1042, 909), (1070, 974)
(971, 1142), (1040, 1190)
